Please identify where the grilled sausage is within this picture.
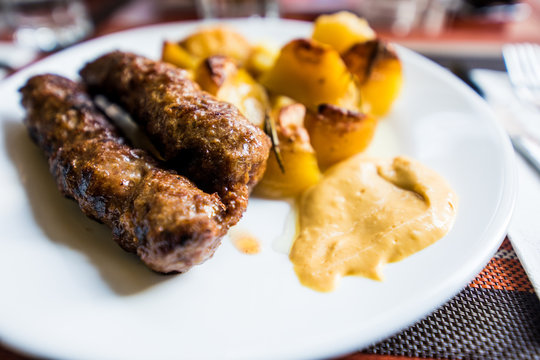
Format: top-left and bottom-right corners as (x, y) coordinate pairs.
(80, 51), (271, 225)
(20, 74), (228, 273)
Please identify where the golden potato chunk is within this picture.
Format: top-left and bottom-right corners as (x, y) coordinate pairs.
(194, 55), (237, 94)
(245, 42), (279, 79)
(195, 55), (269, 127)
(260, 39), (353, 109)
(161, 41), (198, 70)
(305, 104), (377, 168)
(162, 26), (253, 71)
(180, 26), (252, 66)
(255, 97), (321, 198)
(342, 40), (403, 116)
(312, 11), (376, 54)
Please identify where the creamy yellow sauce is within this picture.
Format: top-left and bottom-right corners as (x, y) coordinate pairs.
(289, 156), (457, 292)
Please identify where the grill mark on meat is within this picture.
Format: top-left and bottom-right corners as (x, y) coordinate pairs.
(20, 74), (229, 273)
(80, 51), (271, 226)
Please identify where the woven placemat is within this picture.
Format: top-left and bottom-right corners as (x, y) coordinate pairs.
(343, 238), (540, 360)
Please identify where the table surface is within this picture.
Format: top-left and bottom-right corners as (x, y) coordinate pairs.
(1, 1), (539, 359)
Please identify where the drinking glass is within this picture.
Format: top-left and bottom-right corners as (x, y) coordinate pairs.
(0, 0), (92, 52)
(196, 0), (279, 19)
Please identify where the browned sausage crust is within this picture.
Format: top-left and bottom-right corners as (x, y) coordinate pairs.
(20, 74), (228, 273)
(80, 51), (271, 225)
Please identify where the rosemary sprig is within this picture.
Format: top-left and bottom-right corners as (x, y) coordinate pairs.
(264, 111), (285, 173)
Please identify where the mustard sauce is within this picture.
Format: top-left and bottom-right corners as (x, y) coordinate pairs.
(289, 156), (457, 292)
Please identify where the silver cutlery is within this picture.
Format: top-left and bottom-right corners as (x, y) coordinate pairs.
(502, 43), (540, 174)
(501, 43), (540, 297)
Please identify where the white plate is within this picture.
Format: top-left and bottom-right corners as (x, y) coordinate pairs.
(0, 19), (516, 360)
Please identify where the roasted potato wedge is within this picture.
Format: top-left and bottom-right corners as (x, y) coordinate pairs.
(162, 26), (252, 70)
(195, 55), (269, 127)
(194, 55), (237, 94)
(343, 40), (403, 116)
(305, 104), (377, 168)
(255, 97), (321, 198)
(312, 11), (376, 54)
(162, 41), (199, 70)
(260, 39), (354, 109)
(180, 26), (252, 66)
(245, 42), (279, 79)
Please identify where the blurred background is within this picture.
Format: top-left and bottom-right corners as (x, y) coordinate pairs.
(0, 0), (540, 78)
